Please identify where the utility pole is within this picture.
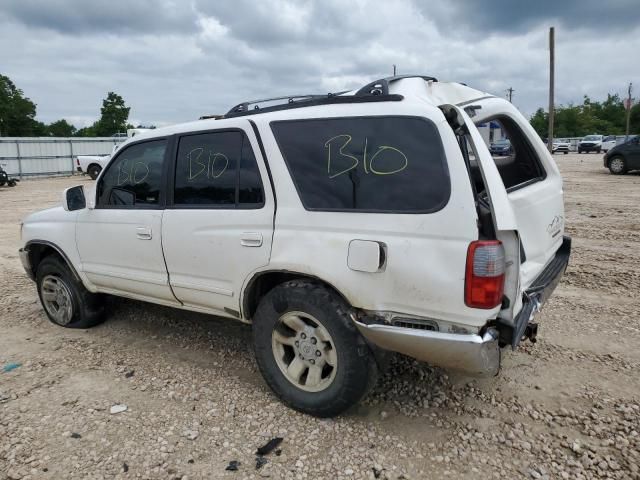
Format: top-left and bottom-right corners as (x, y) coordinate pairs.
(547, 27), (555, 153)
(393, 64), (397, 76)
(506, 87), (514, 102)
(626, 82), (633, 141)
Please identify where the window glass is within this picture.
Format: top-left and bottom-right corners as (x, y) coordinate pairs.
(97, 140), (167, 207)
(481, 116), (545, 190)
(239, 137), (264, 205)
(271, 117), (450, 212)
(175, 132), (240, 205)
(174, 130), (264, 207)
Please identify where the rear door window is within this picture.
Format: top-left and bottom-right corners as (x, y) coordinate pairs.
(271, 116), (450, 212)
(173, 130), (265, 208)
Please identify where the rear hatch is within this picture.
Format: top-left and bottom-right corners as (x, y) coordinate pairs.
(453, 98), (565, 319)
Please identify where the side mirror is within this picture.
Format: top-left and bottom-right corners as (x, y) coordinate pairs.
(62, 185), (86, 211)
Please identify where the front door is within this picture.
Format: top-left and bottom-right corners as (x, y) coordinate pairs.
(76, 138), (178, 304)
(161, 126), (274, 317)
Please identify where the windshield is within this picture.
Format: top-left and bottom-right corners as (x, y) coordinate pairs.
(493, 139), (510, 145)
(583, 135), (600, 141)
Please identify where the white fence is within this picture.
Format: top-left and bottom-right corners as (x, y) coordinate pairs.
(0, 137), (125, 178)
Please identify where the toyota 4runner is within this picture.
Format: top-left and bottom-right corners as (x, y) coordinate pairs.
(19, 75), (570, 417)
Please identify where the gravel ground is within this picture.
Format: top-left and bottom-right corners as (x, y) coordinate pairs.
(1, 153), (639, 480)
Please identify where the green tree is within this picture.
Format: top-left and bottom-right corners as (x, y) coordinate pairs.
(530, 108), (547, 138)
(629, 103), (640, 135)
(47, 119), (77, 137)
(0, 74), (38, 136)
(94, 92), (130, 136)
(530, 92), (638, 138)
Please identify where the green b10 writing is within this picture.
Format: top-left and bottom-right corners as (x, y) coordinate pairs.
(324, 134), (408, 179)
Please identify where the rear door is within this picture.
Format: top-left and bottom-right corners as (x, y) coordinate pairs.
(161, 125), (274, 318)
(454, 99), (565, 313)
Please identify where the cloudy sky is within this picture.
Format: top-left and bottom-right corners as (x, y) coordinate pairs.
(1, 0), (638, 128)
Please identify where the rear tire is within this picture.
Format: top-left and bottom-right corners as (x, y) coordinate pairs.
(36, 255), (105, 328)
(87, 165), (102, 180)
(608, 156), (627, 175)
(252, 280), (378, 417)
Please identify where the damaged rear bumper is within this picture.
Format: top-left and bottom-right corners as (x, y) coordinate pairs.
(354, 236), (571, 377)
(502, 235), (571, 347)
(354, 320), (500, 377)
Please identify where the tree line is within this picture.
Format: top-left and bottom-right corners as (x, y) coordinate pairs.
(1, 73), (153, 137)
(2, 72), (637, 139)
(529, 94), (639, 139)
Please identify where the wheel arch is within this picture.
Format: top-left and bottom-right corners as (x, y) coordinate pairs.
(25, 240), (82, 282)
(242, 270), (352, 322)
(87, 162), (102, 171)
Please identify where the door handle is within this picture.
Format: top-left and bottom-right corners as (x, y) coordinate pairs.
(240, 232), (263, 247)
(136, 227), (152, 240)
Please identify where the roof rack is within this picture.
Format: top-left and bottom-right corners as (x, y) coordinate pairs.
(224, 91), (403, 118)
(226, 93), (339, 117)
(355, 74), (438, 97)
(222, 74), (437, 119)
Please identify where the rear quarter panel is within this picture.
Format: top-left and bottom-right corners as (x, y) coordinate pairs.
(254, 102), (498, 329)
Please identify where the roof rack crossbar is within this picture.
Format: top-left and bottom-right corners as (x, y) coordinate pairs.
(223, 94), (404, 118)
(355, 74), (438, 97)
(226, 92), (349, 117)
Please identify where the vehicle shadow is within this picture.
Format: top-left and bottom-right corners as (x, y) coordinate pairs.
(96, 296), (461, 417)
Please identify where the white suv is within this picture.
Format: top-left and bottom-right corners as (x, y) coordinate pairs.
(19, 76), (570, 417)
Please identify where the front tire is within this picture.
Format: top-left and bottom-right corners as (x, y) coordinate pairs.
(87, 165), (102, 180)
(252, 280), (378, 417)
(36, 255), (105, 328)
(608, 156), (627, 175)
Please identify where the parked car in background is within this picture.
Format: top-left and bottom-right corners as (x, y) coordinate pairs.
(76, 144), (119, 180)
(578, 134), (603, 153)
(552, 139), (570, 154)
(604, 135), (640, 174)
(601, 135), (617, 153)
(19, 75), (570, 416)
(489, 138), (512, 156)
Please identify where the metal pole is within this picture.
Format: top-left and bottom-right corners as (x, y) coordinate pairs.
(69, 139), (74, 175)
(16, 140), (23, 180)
(393, 64), (397, 76)
(547, 27), (555, 153)
(626, 83), (633, 142)
(507, 87), (514, 102)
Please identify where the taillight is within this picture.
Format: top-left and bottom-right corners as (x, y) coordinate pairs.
(76, 158), (80, 166)
(465, 240), (505, 309)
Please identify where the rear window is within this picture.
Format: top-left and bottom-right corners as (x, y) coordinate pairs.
(271, 116), (450, 212)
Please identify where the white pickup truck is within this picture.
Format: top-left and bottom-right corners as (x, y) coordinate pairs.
(75, 144), (119, 180)
(20, 75), (570, 416)
(76, 130), (151, 179)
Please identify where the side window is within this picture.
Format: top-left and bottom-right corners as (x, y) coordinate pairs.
(271, 117), (450, 212)
(174, 130), (264, 208)
(481, 116), (545, 190)
(97, 139), (167, 207)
